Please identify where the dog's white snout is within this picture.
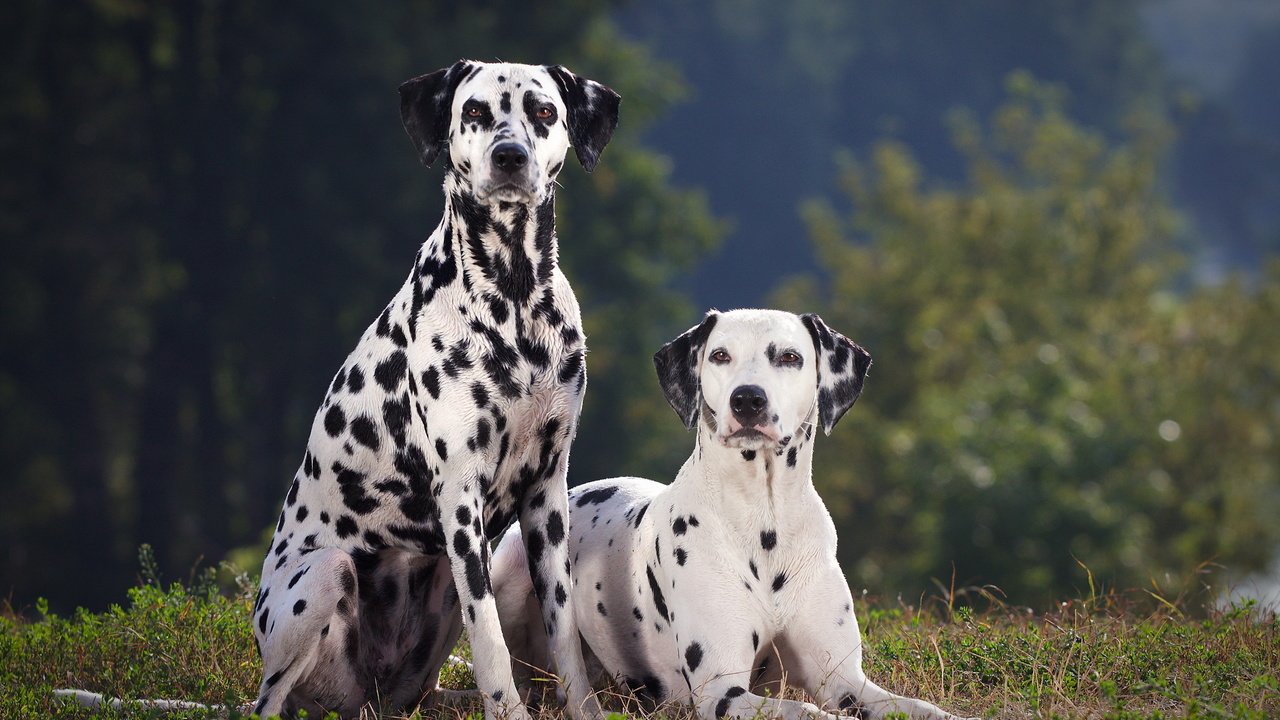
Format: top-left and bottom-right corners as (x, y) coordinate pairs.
(477, 136), (543, 204)
(721, 384), (784, 445)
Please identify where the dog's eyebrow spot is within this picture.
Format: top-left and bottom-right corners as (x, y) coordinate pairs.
(761, 530), (777, 551)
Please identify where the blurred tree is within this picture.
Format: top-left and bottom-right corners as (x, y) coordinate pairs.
(0, 1), (720, 611)
(618, 0), (1171, 309)
(774, 76), (1280, 606)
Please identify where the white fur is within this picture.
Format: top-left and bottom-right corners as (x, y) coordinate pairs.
(493, 309), (974, 720)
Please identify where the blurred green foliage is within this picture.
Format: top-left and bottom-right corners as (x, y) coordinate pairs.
(775, 76), (1280, 606)
(1, 0), (1278, 614)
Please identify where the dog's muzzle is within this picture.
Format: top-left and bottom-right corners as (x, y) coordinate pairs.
(491, 142), (529, 174)
(720, 384), (783, 447)
(478, 141), (540, 203)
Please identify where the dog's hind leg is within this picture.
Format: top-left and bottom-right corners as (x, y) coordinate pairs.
(390, 554), (467, 710)
(253, 548), (368, 718)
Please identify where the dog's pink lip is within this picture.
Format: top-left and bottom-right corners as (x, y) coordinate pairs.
(720, 422), (783, 445)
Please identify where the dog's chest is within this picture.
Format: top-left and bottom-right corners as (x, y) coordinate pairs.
(657, 495), (830, 623)
(414, 298), (584, 528)
(282, 283), (584, 556)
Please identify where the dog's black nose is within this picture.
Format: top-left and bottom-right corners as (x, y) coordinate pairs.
(730, 385), (769, 425)
(491, 143), (529, 173)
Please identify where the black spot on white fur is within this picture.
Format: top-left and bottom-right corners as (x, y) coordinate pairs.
(685, 642), (703, 672)
(575, 485), (618, 507)
(251, 60), (619, 720)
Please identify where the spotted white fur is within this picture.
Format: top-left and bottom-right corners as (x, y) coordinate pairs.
(492, 309), (974, 720)
(241, 60), (618, 720)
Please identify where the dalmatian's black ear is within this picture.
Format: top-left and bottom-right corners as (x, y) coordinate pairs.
(801, 313), (872, 435)
(399, 59), (475, 167)
(544, 65), (621, 173)
(653, 311), (720, 430)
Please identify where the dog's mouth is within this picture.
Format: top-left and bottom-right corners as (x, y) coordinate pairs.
(477, 180), (539, 205)
(719, 423), (784, 449)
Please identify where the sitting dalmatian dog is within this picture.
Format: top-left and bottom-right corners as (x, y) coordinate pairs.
(491, 309), (973, 720)
(249, 60), (618, 719)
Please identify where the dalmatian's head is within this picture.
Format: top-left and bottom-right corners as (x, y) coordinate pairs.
(654, 309), (871, 451)
(399, 60), (620, 205)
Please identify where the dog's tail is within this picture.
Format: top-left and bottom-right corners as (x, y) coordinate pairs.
(53, 688), (253, 715)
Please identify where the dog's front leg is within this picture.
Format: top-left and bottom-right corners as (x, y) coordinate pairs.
(439, 459), (529, 720)
(776, 566), (974, 720)
(517, 413), (602, 720)
(668, 589), (838, 720)
(680, 633), (839, 720)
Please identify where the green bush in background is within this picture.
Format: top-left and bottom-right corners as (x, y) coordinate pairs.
(776, 76), (1280, 606)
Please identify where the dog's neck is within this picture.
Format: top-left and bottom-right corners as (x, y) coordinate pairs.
(420, 169), (561, 308)
(681, 406), (821, 515)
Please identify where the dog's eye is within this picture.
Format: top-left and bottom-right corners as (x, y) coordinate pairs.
(466, 106), (484, 118)
(536, 105), (555, 121)
(709, 349), (731, 364)
(779, 351), (801, 365)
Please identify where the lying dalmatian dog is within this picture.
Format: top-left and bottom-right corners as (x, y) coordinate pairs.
(245, 60), (618, 719)
(491, 309), (973, 720)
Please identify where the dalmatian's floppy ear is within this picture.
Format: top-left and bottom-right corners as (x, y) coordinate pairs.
(801, 313), (872, 435)
(653, 311), (720, 430)
(399, 59), (475, 167)
(544, 65), (621, 173)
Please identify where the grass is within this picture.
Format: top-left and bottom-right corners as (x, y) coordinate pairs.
(2, 553), (1277, 719)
